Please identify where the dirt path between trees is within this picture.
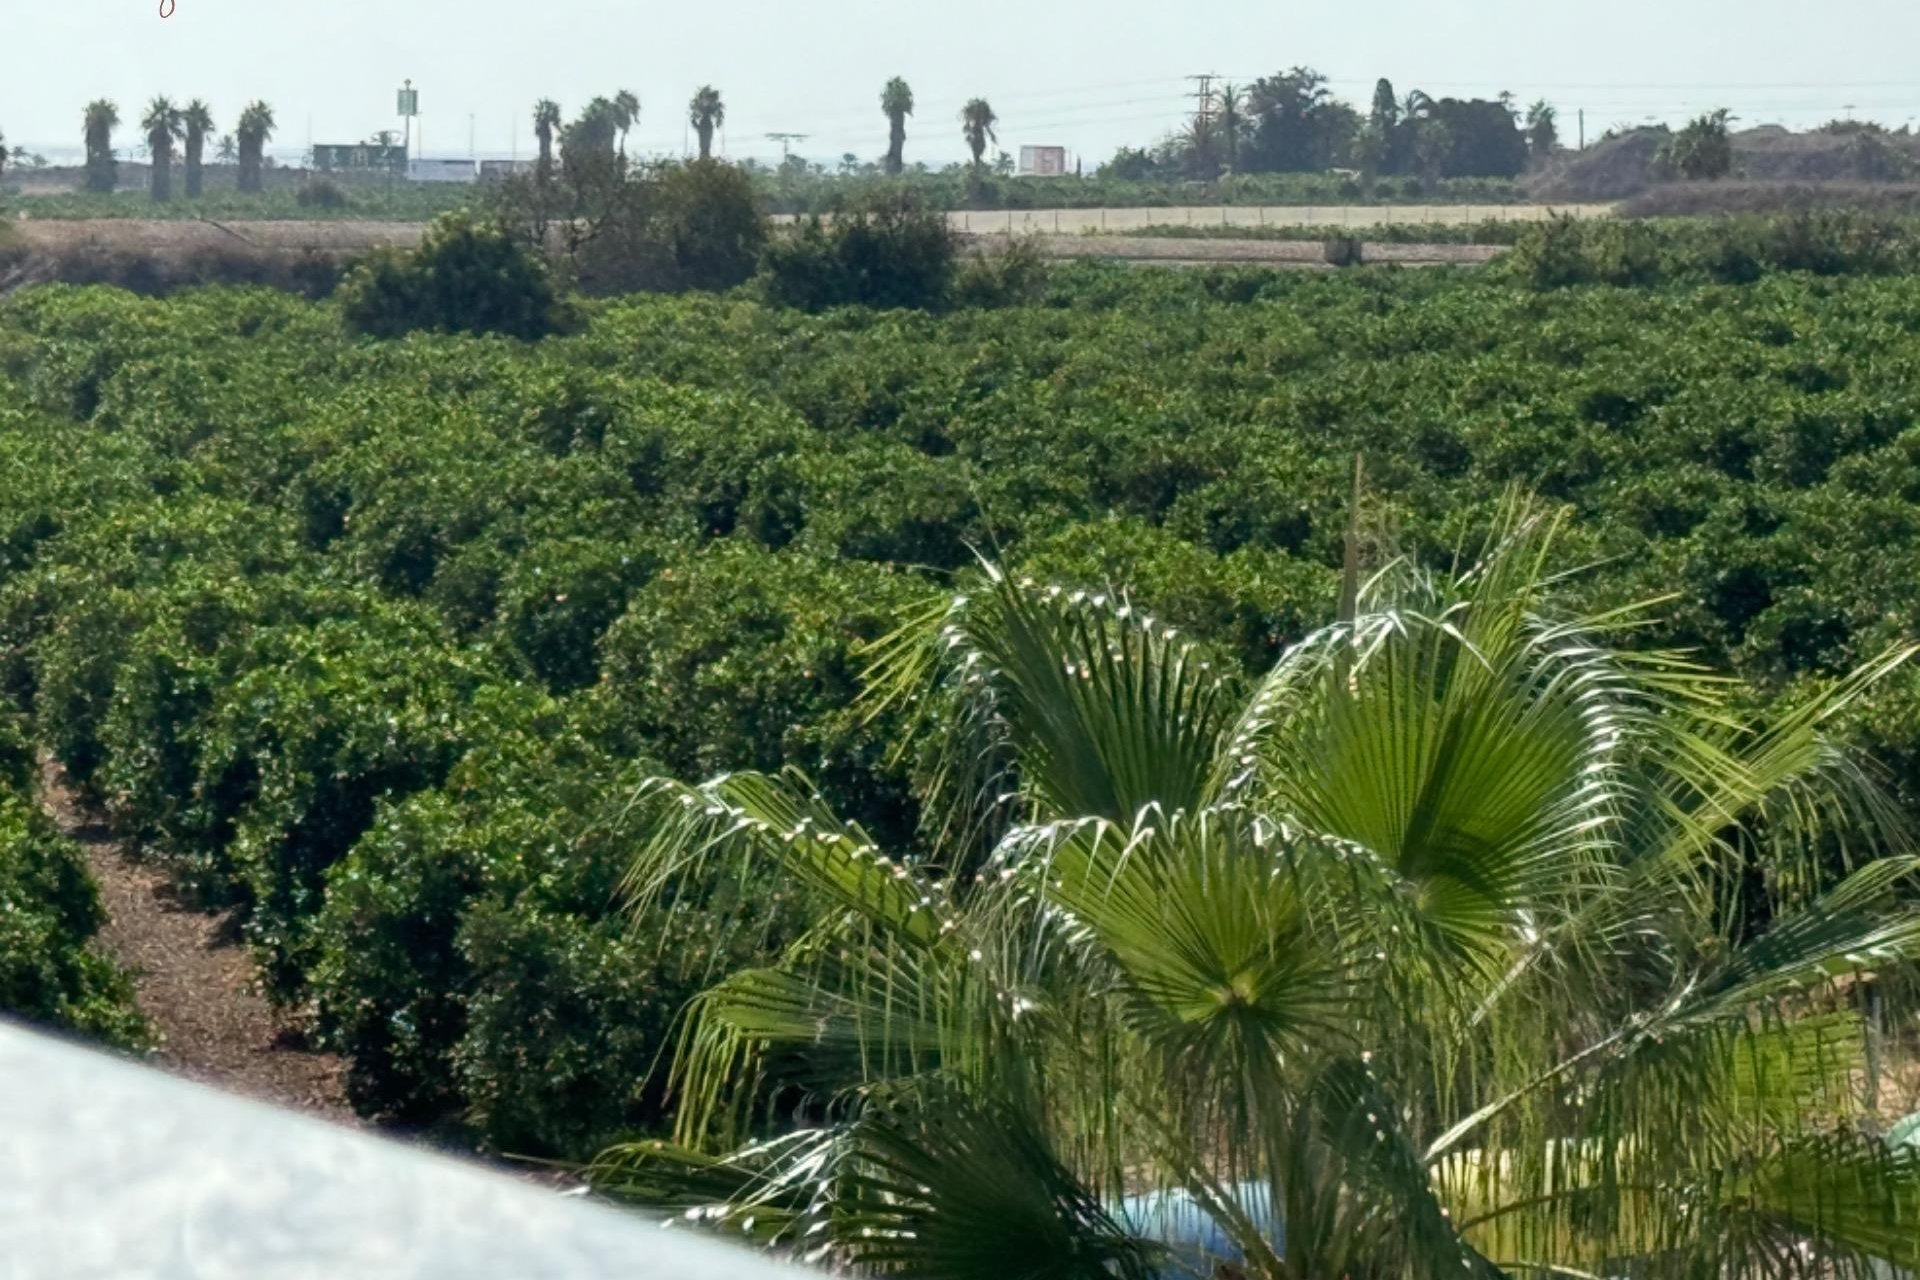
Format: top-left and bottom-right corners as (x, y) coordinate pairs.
(39, 759), (355, 1123)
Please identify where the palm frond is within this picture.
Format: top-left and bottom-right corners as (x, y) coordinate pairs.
(865, 566), (1237, 863)
(621, 769), (950, 948)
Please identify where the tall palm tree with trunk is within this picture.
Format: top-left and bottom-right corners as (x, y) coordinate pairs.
(142, 97), (182, 202)
(1217, 83), (1246, 173)
(959, 98), (997, 175)
(593, 502), (1920, 1280)
(234, 101), (274, 194)
(881, 76), (914, 175)
(613, 89), (640, 158)
(82, 99), (121, 193)
(533, 99), (562, 184)
(181, 100), (215, 199)
(688, 86), (724, 160)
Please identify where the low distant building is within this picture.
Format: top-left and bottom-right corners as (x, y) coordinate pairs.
(1019, 145), (1069, 177)
(479, 159), (537, 183)
(407, 158), (478, 184)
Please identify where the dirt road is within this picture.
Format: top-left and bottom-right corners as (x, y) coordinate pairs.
(39, 759), (354, 1122)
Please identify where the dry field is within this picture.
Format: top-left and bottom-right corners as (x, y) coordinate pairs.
(6, 216), (1516, 282)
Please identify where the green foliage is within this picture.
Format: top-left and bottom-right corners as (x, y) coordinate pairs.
(194, 604), (484, 997)
(760, 195), (956, 312)
(340, 212), (567, 340)
(651, 160), (768, 292)
(1662, 108), (1737, 181)
(311, 687), (628, 1124)
(597, 543), (926, 846)
(0, 786), (144, 1047)
(601, 524), (1920, 1277)
(1502, 211), (1920, 289)
(9, 238), (1920, 1172)
(295, 178), (351, 210)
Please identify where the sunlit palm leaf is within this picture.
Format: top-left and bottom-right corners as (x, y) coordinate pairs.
(865, 566), (1237, 859)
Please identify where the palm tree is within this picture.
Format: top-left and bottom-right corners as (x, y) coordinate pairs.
(688, 86), (724, 161)
(181, 99), (215, 199)
(533, 99), (562, 184)
(234, 100), (275, 194)
(216, 133), (238, 165)
(881, 76), (914, 175)
(0, 129), (8, 184)
(593, 503), (1920, 1279)
(613, 89), (640, 157)
(1217, 83), (1245, 173)
(142, 97), (183, 202)
(959, 98), (997, 175)
(82, 99), (121, 193)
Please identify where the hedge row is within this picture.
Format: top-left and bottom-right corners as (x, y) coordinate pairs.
(0, 707), (144, 1046)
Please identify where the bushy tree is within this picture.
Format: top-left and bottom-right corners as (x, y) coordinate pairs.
(1242, 67), (1358, 174)
(1663, 108), (1737, 181)
(1526, 99), (1558, 160)
(1427, 96), (1529, 178)
(653, 159), (768, 291)
(760, 192), (955, 312)
(339, 211), (569, 340)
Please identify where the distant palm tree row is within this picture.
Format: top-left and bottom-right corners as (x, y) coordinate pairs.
(53, 78), (998, 202)
(77, 97), (274, 200)
(530, 78), (995, 175)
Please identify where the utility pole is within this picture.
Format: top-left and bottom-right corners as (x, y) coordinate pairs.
(766, 132), (809, 172)
(1187, 72), (1219, 175)
(1187, 73), (1219, 133)
(1577, 108), (1585, 150)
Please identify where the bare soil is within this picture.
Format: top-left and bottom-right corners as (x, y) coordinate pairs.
(39, 759), (354, 1123)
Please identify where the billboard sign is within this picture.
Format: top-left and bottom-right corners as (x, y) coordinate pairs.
(1019, 145), (1069, 177)
(313, 143), (407, 172)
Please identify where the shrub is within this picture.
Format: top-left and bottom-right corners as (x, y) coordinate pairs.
(296, 178), (351, 210)
(595, 543), (929, 847)
(455, 842), (801, 1156)
(193, 605), (485, 997)
(950, 235), (1049, 308)
(1505, 215), (1662, 289)
(340, 212), (568, 340)
(653, 159), (769, 292)
(0, 793), (145, 1046)
(760, 194), (955, 312)
(311, 687), (620, 1123)
(491, 534), (661, 692)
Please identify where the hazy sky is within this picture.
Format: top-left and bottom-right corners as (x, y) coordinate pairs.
(7, 1), (1920, 165)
